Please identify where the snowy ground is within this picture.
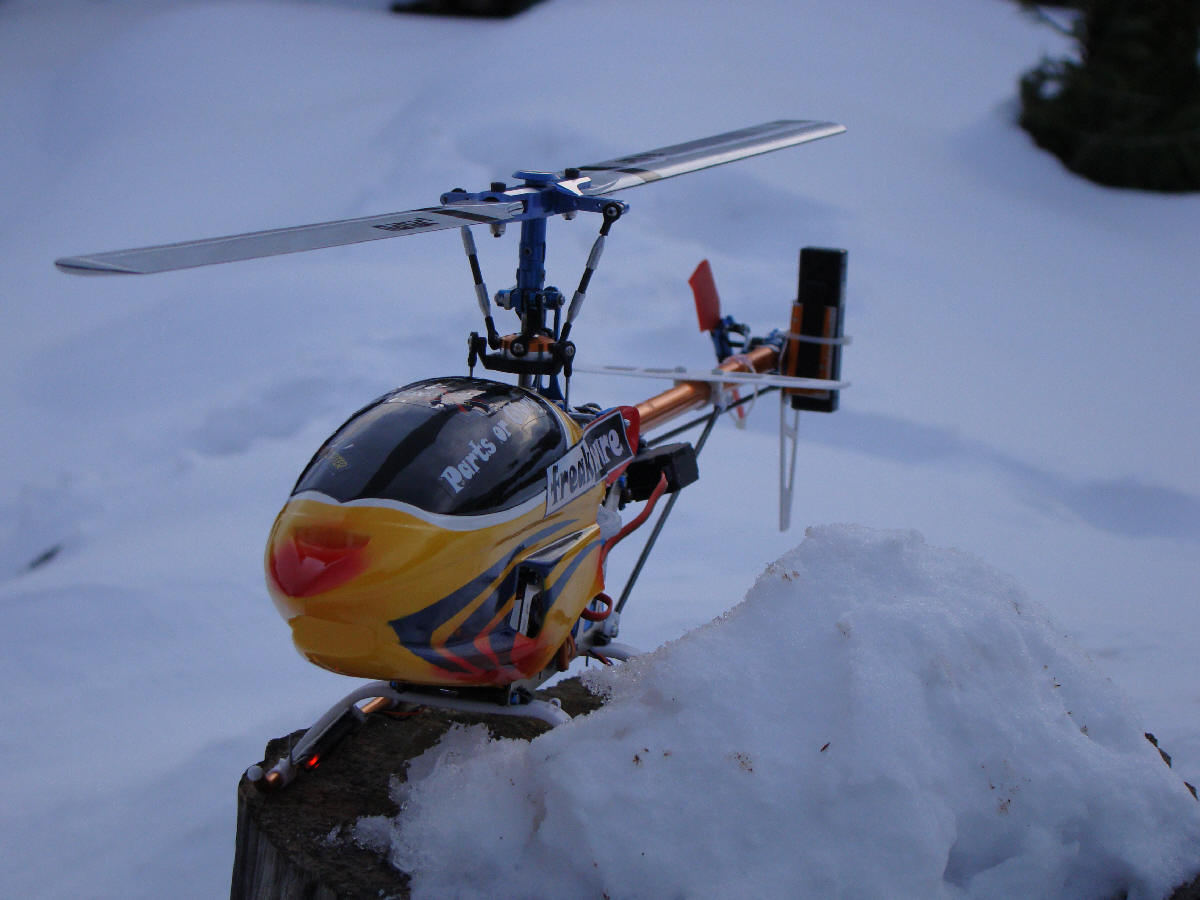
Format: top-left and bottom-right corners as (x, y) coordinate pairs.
(1, 0), (1198, 897)
(383, 527), (1200, 899)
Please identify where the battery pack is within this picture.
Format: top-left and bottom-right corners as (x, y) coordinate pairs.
(624, 442), (699, 501)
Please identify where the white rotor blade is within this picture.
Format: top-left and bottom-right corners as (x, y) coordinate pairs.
(55, 201), (523, 275)
(575, 120), (845, 195)
(575, 363), (849, 392)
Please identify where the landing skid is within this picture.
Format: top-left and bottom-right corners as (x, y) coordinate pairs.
(244, 669), (617, 790)
(246, 681), (570, 789)
(245, 623), (642, 789)
(581, 640), (640, 664)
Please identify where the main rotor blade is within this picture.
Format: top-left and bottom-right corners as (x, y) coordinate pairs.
(575, 120), (845, 196)
(55, 201), (523, 275)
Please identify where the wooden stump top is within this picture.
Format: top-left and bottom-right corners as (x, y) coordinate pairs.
(232, 679), (604, 900)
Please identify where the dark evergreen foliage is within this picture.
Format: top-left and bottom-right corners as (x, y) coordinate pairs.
(1018, 0), (1200, 191)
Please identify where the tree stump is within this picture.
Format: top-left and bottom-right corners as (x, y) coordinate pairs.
(230, 679), (604, 900)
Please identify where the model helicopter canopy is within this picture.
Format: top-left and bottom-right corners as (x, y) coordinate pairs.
(293, 377), (569, 517)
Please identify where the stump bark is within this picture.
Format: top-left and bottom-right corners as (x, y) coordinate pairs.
(230, 679), (604, 900)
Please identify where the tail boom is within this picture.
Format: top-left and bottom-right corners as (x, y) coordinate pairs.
(634, 344), (780, 431)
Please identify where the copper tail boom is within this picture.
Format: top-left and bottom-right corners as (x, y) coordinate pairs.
(634, 345), (779, 432)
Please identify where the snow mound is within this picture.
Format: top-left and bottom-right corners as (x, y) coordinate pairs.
(383, 526), (1200, 899)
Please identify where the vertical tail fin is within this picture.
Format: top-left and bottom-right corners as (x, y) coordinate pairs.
(779, 247), (849, 530)
(782, 248), (848, 413)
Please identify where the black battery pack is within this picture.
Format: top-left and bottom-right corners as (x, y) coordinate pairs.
(624, 442), (699, 501)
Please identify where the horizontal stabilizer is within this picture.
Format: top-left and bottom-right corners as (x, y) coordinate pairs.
(576, 120), (844, 195)
(55, 201), (523, 275)
(575, 364), (848, 392)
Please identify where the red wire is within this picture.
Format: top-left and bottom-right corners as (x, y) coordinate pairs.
(580, 592), (613, 622)
(599, 472), (668, 569)
(581, 474), (668, 625)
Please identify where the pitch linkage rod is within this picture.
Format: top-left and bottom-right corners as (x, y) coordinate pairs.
(460, 227), (499, 347)
(559, 202), (623, 343)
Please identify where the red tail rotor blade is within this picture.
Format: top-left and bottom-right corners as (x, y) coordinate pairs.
(689, 259), (721, 332)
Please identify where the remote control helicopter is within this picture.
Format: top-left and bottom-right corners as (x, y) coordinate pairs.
(57, 120), (850, 788)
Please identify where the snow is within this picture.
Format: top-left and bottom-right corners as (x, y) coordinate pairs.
(1, 0), (1198, 897)
(387, 527), (1200, 899)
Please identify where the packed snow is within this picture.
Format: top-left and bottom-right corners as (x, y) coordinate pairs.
(382, 527), (1200, 899)
(1, 0), (1198, 898)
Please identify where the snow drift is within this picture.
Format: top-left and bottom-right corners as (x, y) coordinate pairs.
(376, 526), (1200, 899)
